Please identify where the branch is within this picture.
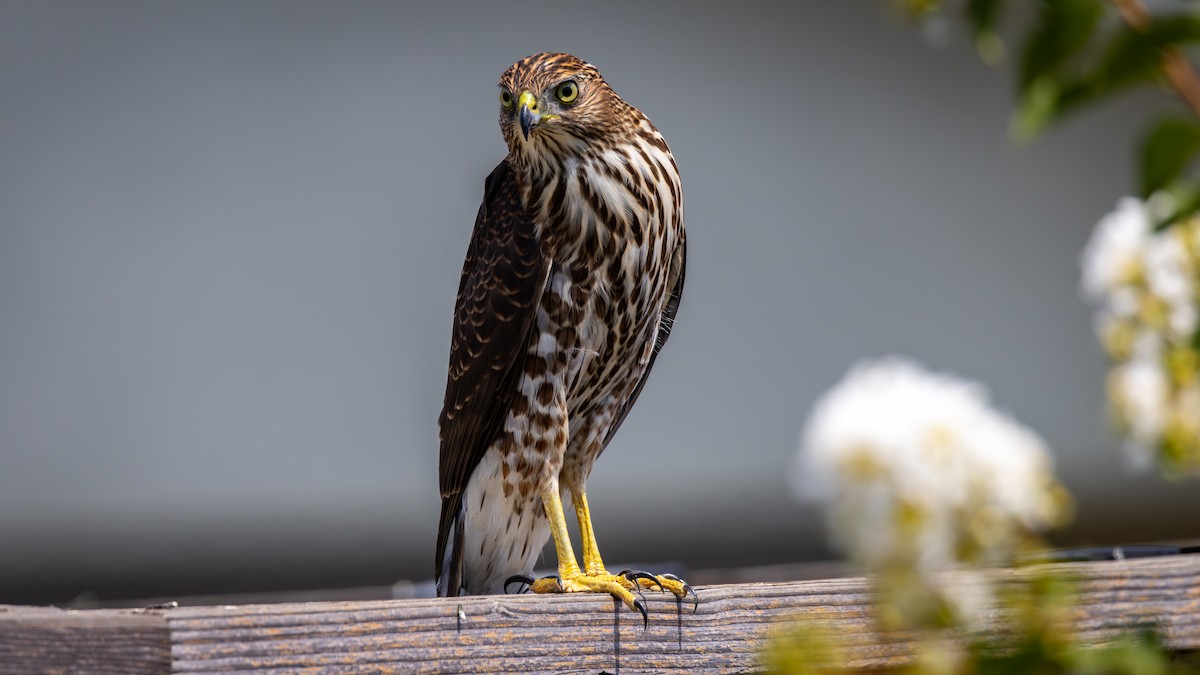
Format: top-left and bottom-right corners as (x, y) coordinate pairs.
(1113, 0), (1200, 119)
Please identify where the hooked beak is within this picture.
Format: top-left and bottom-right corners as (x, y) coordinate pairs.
(518, 91), (539, 140)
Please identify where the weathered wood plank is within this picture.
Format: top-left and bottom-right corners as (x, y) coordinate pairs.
(2, 556), (1196, 674)
(162, 555), (1200, 674)
(0, 605), (170, 675)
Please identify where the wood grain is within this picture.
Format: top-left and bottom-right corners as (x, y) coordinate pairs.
(0, 605), (170, 675)
(2, 555), (1197, 674)
(165, 555), (1200, 674)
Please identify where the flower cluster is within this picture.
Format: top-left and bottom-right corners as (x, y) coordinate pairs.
(1080, 197), (1200, 476)
(792, 357), (1070, 629)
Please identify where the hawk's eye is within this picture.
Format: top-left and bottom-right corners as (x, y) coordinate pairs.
(554, 81), (579, 104)
(499, 89), (514, 109)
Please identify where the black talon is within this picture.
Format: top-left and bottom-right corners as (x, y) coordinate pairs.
(618, 569), (649, 606)
(504, 574), (534, 594)
(660, 573), (699, 613)
(632, 598), (648, 629)
(620, 569), (664, 592)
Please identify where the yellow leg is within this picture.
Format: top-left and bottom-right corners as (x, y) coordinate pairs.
(528, 486), (643, 614)
(545, 486), (582, 580)
(571, 486), (695, 604)
(573, 490), (607, 576)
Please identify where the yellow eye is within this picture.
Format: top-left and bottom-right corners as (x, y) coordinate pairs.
(499, 89), (514, 108)
(555, 81), (579, 104)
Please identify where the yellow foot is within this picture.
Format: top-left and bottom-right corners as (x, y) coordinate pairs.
(504, 570), (697, 623)
(506, 571), (646, 624)
(618, 570), (698, 613)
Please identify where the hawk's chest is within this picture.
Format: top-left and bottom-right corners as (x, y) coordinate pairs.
(539, 263), (651, 417)
(521, 131), (682, 411)
(523, 132), (682, 267)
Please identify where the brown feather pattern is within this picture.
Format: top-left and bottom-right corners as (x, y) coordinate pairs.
(436, 52), (685, 596)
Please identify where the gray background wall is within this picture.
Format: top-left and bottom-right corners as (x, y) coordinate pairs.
(2, 1), (1196, 605)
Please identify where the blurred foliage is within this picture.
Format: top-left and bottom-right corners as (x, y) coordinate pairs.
(765, 6), (1200, 669)
(1086, 201), (1200, 476)
(899, 0), (1200, 227)
(967, 571), (1192, 675)
(899, 1), (1200, 475)
(761, 610), (854, 675)
(764, 570), (1200, 675)
(1141, 116), (1200, 198)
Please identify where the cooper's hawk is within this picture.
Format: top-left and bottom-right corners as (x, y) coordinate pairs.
(435, 52), (688, 619)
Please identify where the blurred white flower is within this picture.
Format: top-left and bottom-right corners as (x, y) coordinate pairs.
(1081, 198), (1200, 475)
(1080, 197), (1150, 306)
(793, 356), (1069, 628)
(1110, 358), (1171, 472)
(1109, 358), (1169, 454)
(1178, 383), (1200, 440)
(1129, 329), (1163, 360)
(1144, 230), (1197, 338)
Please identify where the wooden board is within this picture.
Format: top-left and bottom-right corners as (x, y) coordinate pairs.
(0, 605), (170, 675)
(2, 555), (1198, 674)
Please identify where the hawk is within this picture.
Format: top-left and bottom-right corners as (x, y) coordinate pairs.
(436, 52), (688, 619)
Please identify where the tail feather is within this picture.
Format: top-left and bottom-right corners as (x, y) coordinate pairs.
(435, 494), (464, 597)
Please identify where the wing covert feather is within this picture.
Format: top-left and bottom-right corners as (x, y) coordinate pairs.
(438, 160), (548, 499)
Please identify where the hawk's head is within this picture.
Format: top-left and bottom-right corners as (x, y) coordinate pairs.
(498, 52), (634, 162)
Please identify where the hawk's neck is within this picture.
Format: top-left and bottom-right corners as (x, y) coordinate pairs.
(510, 119), (681, 271)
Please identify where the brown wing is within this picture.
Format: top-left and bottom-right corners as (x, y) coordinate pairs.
(435, 159), (549, 596)
(602, 233), (686, 446)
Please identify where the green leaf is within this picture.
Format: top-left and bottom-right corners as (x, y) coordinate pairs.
(965, 0), (1008, 63)
(1092, 15), (1200, 92)
(1154, 182), (1200, 230)
(1139, 116), (1200, 197)
(1018, 0), (1104, 92)
(1028, 15), (1200, 128)
(965, 0), (1005, 35)
(1011, 76), (1061, 142)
